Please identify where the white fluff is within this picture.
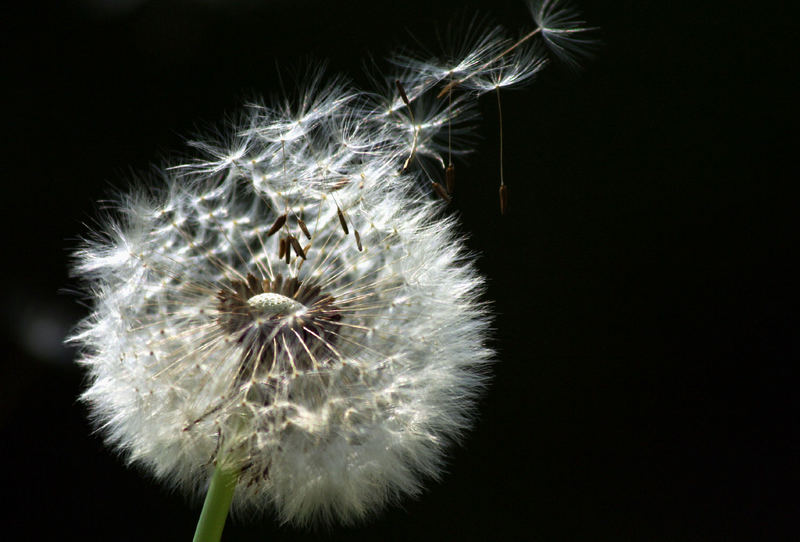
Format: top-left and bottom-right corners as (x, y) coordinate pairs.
(69, 1), (592, 526)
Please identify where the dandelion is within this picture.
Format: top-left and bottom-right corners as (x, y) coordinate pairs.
(69, 0), (594, 537)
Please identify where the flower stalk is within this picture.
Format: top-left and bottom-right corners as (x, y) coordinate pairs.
(193, 466), (239, 542)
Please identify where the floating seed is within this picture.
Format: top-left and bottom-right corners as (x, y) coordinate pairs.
(267, 213), (287, 236)
(445, 164), (455, 194)
(284, 239), (291, 264)
(499, 184), (508, 215)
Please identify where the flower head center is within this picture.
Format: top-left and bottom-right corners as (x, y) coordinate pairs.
(247, 292), (307, 317)
(216, 273), (342, 377)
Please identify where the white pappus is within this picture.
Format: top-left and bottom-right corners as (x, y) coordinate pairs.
(69, 0), (594, 527)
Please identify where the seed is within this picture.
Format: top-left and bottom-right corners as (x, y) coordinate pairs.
(337, 206), (349, 235)
(289, 235), (306, 259)
(278, 237), (287, 259)
(331, 178), (349, 191)
(298, 219), (311, 240)
(445, 164), (455, 194)
(354, 229), (363, 251)
(499, 184), (508, 215)
(395, 80), (410, 107)
(436, 80), (457, 99)
(267, 213), (287, 236)
(431, 182), (450, 203)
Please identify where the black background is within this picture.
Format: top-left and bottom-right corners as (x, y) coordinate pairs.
(1, 0), (795, 540)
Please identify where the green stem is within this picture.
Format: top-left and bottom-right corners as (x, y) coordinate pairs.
(193, 466), (238, 542)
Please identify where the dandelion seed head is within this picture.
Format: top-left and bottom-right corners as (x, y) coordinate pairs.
(69, 0), (593, 527)
(71, 98), (491, 524)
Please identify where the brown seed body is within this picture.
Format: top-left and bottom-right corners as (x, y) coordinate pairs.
(267, 214), (287, 236)
(289, 235), (306, 259)
(436, 80), (457, 99)
(278, 237), (287, 259)
(298, 219), (311, 240)
(499, 184), (508, 215)
(395, 80), (410, 106)
(354, 229), (363, 251)
(445, 164), (455, 194)
(432, 182), (450, 203)
(337, 206), (349, 235)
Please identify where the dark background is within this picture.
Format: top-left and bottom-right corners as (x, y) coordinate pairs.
(1, 0), (795, 540)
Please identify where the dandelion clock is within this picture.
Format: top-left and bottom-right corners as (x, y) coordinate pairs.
(69, 1), (594, 538)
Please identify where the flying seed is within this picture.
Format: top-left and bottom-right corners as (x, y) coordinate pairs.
(337, 206), (349, 235)
(432, 182), (450, 203)
(284, 239), (291, 264)
(298, 219), (311, 240)
(499, 184), (508, 215)
(289, 235), (306, 259)
(395, 80), (419, 172)
(395, 80), (410, 107)
(278, 237), (287, 259)
(445, 164), (455, 194)
(354, 229), (363, 251)
(267, 213), (287, 236)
